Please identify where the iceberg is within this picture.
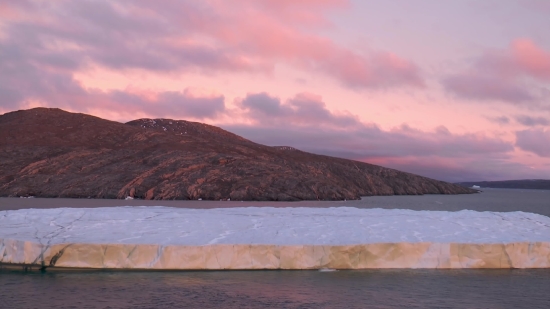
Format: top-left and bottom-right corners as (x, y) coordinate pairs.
(1, 207), (549, 269)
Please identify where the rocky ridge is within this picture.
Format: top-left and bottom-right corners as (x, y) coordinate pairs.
(0, 108), (475, 200)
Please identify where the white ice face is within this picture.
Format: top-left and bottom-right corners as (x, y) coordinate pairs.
(1, 207), (549, 246)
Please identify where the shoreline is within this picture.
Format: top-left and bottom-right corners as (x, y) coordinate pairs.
(2, 188), (550, 217)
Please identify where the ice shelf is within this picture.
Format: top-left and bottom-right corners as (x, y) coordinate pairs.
(1, 207), (549, 269)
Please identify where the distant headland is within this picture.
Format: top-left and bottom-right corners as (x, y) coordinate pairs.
(457, 180), (550, 190)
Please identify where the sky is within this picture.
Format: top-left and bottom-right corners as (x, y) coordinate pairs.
(1, 0), (549, 182)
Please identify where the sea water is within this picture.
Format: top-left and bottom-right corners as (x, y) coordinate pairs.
(1, 188), (549, 308)
(1, 269), (549, 308)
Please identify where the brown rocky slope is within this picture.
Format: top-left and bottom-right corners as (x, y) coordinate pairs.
(0, 108), (475, 200)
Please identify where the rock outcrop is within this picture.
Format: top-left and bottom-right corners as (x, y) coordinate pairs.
(0, 108), (475, 200)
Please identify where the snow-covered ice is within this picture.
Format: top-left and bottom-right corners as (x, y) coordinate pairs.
(1, 207), (549, 245)
(1, 207), (549, 269)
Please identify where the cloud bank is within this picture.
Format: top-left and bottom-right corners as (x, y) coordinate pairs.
(225, 92), (517, 182)
(516, 128), (550, 157)
(442, 39), (550, 106)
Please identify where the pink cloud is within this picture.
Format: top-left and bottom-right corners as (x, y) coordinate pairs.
(365, 156), (547, 182)
(228, 121), (516, 181)
(321, 50), (424, 89)
(230, 0), (348, 27)
(0, 0), (423, 96)
(230, 92), (514, 168)
(104, 88), (226, 119)
(485, 116), (511, 125)
(442, 39), (550, 104)
(238, 92), (361, 127)
(0, 48), (226, 120)
(174, 0), (423, 88)
(516, 128), (550, 157)
(442, 74), (534, 103)
(226, 91), (550, 182)
(515, 115), (550, 126)
(0, 0), (31, 19)
(511, 39), (550, 80)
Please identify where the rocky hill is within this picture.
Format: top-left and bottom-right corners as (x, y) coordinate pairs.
(0, 108), (475, 200)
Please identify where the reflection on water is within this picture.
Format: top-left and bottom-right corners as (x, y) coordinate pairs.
(1, 269), (549, 309)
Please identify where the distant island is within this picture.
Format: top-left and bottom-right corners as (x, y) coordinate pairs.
(0, 108), (474, 200)
(457, 180), (550, 190)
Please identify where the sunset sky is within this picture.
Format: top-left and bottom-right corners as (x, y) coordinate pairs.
(1, 0), (549, 182)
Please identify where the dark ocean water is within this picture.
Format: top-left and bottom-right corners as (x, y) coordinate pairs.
(1, 269), (550, 309)
(1, 188), (549, 308)
(2, 188), (550, 216)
